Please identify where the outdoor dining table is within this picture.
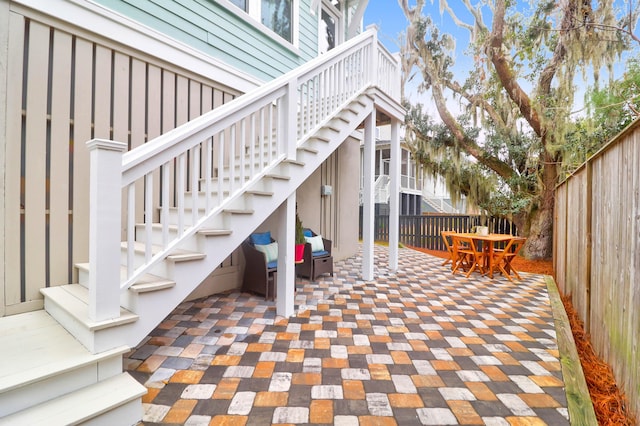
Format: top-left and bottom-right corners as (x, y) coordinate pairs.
(450, 233), (518, 279)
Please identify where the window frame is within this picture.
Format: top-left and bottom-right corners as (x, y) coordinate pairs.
(219, 0), (300, 48)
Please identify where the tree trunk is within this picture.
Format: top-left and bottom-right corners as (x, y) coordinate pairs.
(522, 157), (557, 260)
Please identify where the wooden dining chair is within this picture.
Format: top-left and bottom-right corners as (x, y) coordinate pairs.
(451, 234), (485, 277)
(440, 231), (457, 268)
(491, 237), (526, 281)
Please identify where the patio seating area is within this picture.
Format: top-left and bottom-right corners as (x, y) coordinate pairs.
(125, 245), (570, 425)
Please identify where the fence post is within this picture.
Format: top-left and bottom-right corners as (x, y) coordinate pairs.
(87, 139), (126, 322)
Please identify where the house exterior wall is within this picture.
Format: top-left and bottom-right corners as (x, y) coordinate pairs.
(92, 0), (318, 81)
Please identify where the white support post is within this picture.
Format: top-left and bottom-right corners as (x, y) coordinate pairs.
(283, 78), (298, 160)
(87, 139), (127, 322)
(362, 111), (375, 281)
(276, 194), (296, 318)
(389, 119), (400, 272)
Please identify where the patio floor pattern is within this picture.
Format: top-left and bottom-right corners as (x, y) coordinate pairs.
(125, 245), (569, 425)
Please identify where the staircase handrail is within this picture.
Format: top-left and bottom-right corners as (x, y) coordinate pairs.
(87, 27), (400, 321)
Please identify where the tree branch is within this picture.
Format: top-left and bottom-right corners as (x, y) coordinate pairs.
(488, 0), (543, 137)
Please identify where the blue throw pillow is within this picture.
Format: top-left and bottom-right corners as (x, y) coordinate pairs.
(250, 231), (271, 245)
(303, 229), (313, 238)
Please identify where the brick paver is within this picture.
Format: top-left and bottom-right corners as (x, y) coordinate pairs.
(125, 245), (569, 425)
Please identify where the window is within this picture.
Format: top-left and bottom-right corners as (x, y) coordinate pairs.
(228, 0), (248, 12)
(225, 0), (296, 44)
(320, 9), (336, 53)
(320, 0), (342, 54)
(261, 0), (292, 42)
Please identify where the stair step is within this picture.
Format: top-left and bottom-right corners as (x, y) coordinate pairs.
(0, 311), (130, 396)
(282, 158), (305, 167)
(76, 262), (175, 293)
(197, 228), (234, 236)
(266, 173), (290, 180)
(246, 190), (274, 197)
(0, 310), (134, 419)
(223, 208), (254, 215)
(0, 372), (146, 425)
(41, 285), (138, 332)
(122, 241), (206, 262)
(298, 145), (318, 154)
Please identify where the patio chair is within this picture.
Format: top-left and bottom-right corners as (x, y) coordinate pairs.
(490, 237), (526, 281)
(451, 234), (485, 278)
(296, 228), (333, 281)
(441, 230), (468, 269)
(241, 231), (278, 300)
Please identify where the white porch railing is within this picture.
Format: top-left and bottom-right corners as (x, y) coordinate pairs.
(422, 187), (460, 213)
(86, 28), (400, 321)
(374, 175), (391, 204)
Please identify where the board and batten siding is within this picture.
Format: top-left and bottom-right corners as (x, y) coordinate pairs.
(554, 118), (640, 419)
(94, 0), (318, 82)
(2, 7), (242, 315)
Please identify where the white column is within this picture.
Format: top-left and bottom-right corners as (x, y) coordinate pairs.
(362, 111), (375, 281)
(389, 119), (400, 272)
(276, 194), (296, 317)
(0, 0), (8, 317)
(87, 139), (127, 322)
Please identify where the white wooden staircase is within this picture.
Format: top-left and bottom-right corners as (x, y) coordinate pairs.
(0, 29), (402, 424)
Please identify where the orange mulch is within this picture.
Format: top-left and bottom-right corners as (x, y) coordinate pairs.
(408, 246), (554, 275)
(407, 246), (637, 426)
(562, 294), (637, 426)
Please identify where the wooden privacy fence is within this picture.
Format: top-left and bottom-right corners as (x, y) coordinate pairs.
(554, 119), (640, 419)
(359, 212), (517, 250)
(2, 9), (241, 314)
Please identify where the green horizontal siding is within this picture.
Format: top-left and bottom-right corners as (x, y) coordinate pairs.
(95, 0), (319, 82)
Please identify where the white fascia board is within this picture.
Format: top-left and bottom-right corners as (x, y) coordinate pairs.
(12, 0), (263, 93)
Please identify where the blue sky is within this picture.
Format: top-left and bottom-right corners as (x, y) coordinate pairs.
(363, 1), (473, 108)
(363, 2), (409, 53)
(363, 1), (474, 54)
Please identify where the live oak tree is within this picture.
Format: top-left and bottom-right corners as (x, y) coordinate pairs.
(399, 0), (638, 259)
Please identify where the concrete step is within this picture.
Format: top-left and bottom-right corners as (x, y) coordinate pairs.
(0, 372), (146, 426)
(0, 310), (135, 419)
(41, 285), (139, 353)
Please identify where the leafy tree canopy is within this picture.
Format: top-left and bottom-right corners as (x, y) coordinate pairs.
(400, 0), (639, 258)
